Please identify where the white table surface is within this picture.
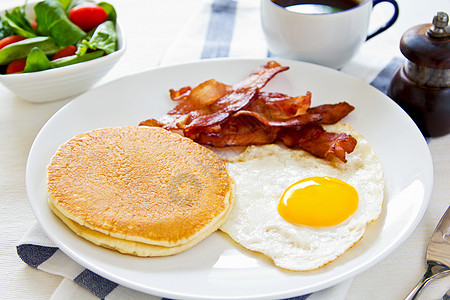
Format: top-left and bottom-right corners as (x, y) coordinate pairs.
(1, 0), (449, 299)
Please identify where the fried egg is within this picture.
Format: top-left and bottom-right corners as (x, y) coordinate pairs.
(220, 123), (384, 271)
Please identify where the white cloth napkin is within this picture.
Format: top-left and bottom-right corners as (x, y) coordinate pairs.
(17, 0), (409, 299)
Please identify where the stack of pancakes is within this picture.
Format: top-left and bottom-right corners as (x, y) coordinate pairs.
(47, 126), (234, 256)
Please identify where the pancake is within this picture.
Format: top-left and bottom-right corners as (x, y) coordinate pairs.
(47, 126), (234, 256)
(48, 199), (234, 256)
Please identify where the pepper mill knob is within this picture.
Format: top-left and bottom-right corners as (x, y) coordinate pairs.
(387, 11), (450, 137)
(428, 11), (450, 38)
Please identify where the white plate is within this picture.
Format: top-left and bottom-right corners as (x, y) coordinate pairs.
(26, 58), (433, 300)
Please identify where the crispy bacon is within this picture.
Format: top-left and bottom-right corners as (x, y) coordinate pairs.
(139, 61), (357, 162)
(308, 102), (355, 124)
(186, 116), (357, 162)
(172, 79), (232, 108)
(185, 87), (258, 128)
(233, 60), (289, 90)
(233, 109), (323, 127)
(278, 125), (357, 162)
(186, 115), (279, 147)
(169, 86), (191, 101)
(140, 62), (285, 130)
(167, 60), (287, 103)
(247, 91), (311, 119)
(232, 100), (354, 128)
(141, 86), (257, 130)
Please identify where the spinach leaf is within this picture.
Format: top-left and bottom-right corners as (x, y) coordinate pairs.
(98, 2), (117, 23)
(0, 36), (60, 65)
(56, 0), (72, 10)
(24, 47), (51, 72)
(66, 0), (97, 12)
(81, 20), (116, 54)
(34, 0), (86, 47)
(50, 49), (104, 68)
(2, 5), (37, 38)
(0, 19), (15, 40)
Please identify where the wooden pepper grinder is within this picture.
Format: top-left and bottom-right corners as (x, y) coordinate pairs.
(388, 11), (449, 137)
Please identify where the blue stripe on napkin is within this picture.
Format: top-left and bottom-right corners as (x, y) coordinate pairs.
(201, 0), (237, 59)
(370, 57), (403, 94)
(74, 269), (118, 299)
(16, 244), (58, 268)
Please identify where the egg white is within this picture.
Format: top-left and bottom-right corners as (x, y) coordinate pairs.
(220, 123), (384, 271)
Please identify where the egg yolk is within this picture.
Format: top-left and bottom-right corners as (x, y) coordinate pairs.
(278, 176), (358, 227)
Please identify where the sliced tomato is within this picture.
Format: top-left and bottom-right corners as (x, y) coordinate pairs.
(69, 5), (108, 31)
(0, 35), (27, 50)
(6, 59), (27, 74)
(52, 45), (78, 60)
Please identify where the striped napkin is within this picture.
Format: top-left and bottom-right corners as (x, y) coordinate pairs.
(17, 0), (406, 299)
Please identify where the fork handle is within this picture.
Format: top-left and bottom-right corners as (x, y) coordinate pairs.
(405, 269), (450, 300)
(404, 275), (433, 300)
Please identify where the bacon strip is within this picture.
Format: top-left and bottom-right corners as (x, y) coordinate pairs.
(278, 125), (357, 162)
(140, 61), (286, 130)
(247, 91), (311, 119)
(186, 116), (356, 162)
(141, 86), (258, 130)
(233, 109), (323, 127)
(232, 100), (353, 128)
(169, 86), (191, 101)
(308, 102), (355, 124)
(140, 61), (357, 162)
(186, 115), (279, 147)
(233, 61), (289, 90)
(171, 79), (232, 108)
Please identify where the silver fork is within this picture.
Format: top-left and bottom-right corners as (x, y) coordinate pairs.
(405, 206), (450, 300)
(443, 289), (450, 300)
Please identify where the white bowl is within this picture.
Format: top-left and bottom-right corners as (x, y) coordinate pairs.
(0, 4), (126, 103)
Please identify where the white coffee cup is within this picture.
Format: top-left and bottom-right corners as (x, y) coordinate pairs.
(260, 0), (399, 69)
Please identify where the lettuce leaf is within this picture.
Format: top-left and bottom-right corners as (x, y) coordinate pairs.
(56, 0), (72, 10)
(79, 20), (116, 54)
(0, 36), (59, 65)
(24, 47), (51, 72)
(98, 2), (117, 23)
(49, 50), (104, 68)
(3, 5), (37, 38)
(0, 19), (15, 40)
(21, 47), (105, 73)
(34, 0), (86, 47)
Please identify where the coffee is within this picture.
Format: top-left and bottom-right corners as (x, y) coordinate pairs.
(272, 0), (361, 14)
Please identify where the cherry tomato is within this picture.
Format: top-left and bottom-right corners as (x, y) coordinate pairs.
(0, 35), (27, 50)
(69, 5), (108, 31)
(51, 45), (78, 60)
(30, 20), (38, 31)
(6, 59), (26, 74)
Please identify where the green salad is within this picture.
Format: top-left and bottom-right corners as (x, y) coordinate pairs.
(0, 0), (118, 74)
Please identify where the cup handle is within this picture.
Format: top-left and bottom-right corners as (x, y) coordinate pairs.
(366, 0), (399, 40)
